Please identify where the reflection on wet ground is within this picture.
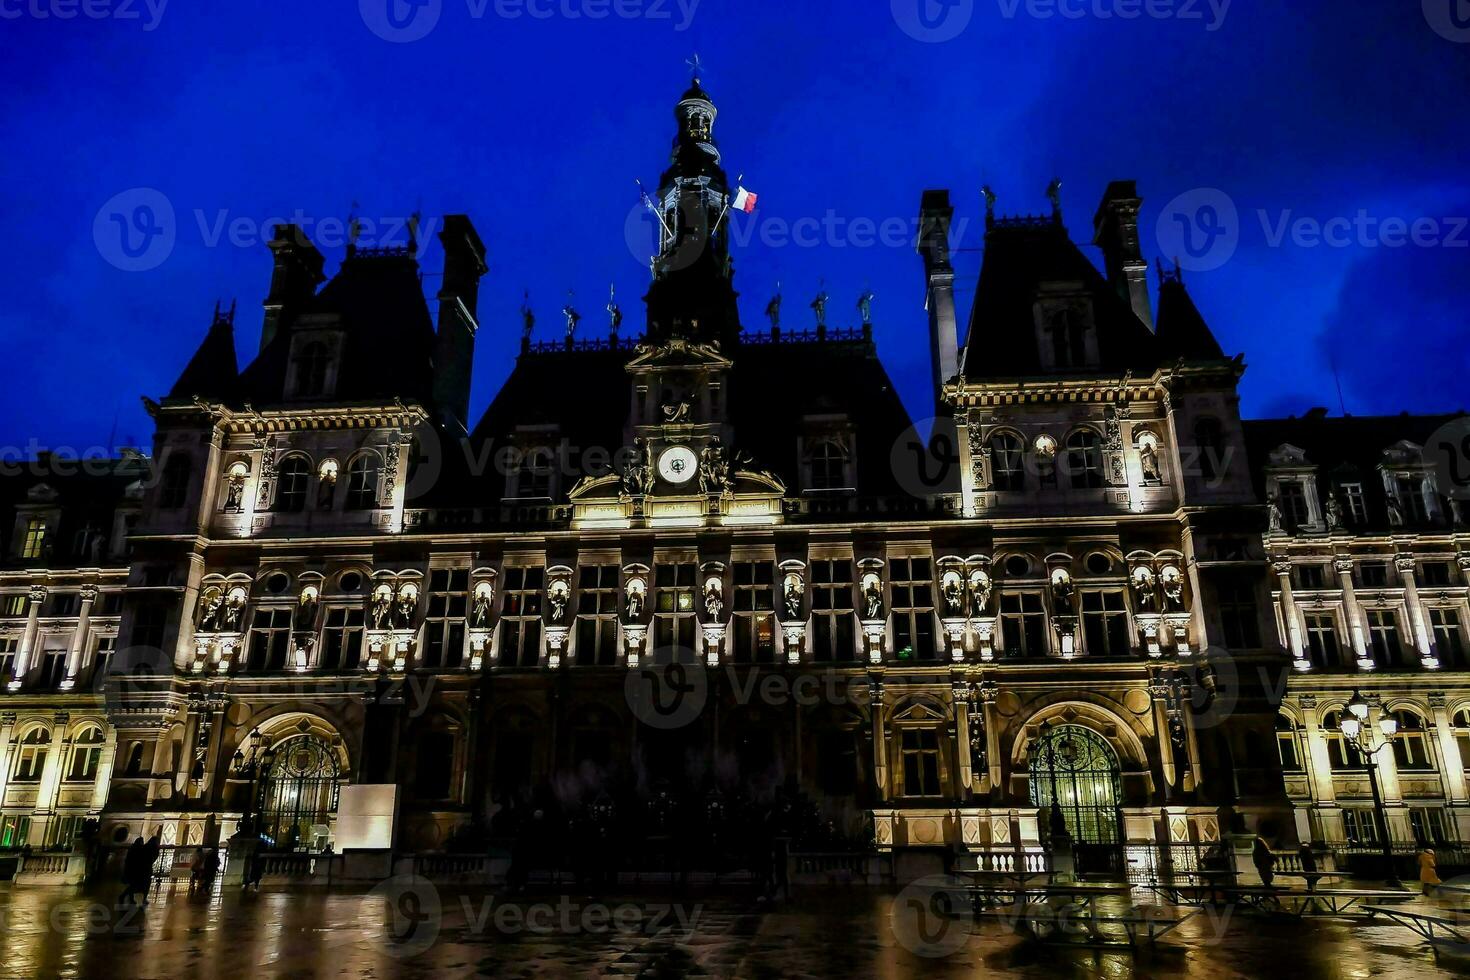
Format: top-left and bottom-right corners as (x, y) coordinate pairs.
(0, 881), (1465, 978)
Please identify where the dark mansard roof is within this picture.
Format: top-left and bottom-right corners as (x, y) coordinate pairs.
(961, 219), (1227, 380)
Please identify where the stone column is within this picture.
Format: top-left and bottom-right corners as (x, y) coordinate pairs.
(175, 554), (206, 671)
(1334, 558), (1368, 664)
(31, 716), (69, 844)
(1151, 676), (1178, 791)
(1298, 696), (1337, 806)
(8, 586), (46, 691)
(1396, 556), (1436, 668)
(952, 679), (973, 795)
(61, 586), (97, 689)
(869, 678), (889, 802)
(1429, 693), (1469, 803)
(1273, 560), (1307, 670)
(0, 712), (16, 797)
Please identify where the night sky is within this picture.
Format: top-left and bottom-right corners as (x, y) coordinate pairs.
(2, 1), (1467, 454)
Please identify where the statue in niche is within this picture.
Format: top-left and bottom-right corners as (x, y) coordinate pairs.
(1140, 440), (1162, 484)
(941, 574), (964, 616)
(224, 478), (245, 512)
(1266, 494), (1284, 532)
(471, 584), (494, 628)
(1161, 567), (1185, 611)
(782, 575), (804, 621)
(394, 586), (418, 629)
(370, 586), (393, 630)
(1050, 572), (1075, 610)
(704, 579), (724, 620)
(968, 570), (992, 617)
(548, 581), (569, 624)
(296, 587), (319, 628)
(221, 589), (246, 631)
(862, 576), (884, 620)
(198, 589), (224, 632)
(1131, 567), (1157, 612)
(1325, 493), (1344, 530)
(625, 580), (646, 622)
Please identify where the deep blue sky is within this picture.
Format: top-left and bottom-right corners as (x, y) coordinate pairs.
(2, 1), (1467, 453)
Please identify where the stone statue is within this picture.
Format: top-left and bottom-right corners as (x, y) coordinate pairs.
(371, 587), (393, 630)
(1050, 573), (1075, 609)
(520, 295), (535, 342)
(1131, 568), (1156, 612)
(942, 576), (964, 617)
(1140, 441), (1162, 484)
(810, 287), (828, 328)
(704, 580), (724, 620)
(1325, 493), (1344, 530)
(625, 582), (645, 622)
(562, 304), (581, 342)
(661, 399), (692, 423)
(296, 588), (318, 628)
(198, 590), (224, 632)
(393, 587), (417, 629)
(471, 586), (494, 628)
(224, 478), (245, 512)
(857, 289), (875, 326)
(862, 579), (884, 620)
(1266, 493), (1284, 532)
(968, 571), (992, 617)
(782, 576), (804, 621)
(1386, 493), (1404, 526)
(765, 290), (782, 330)
(699, 437), (730, 494)
(221, 590), (245, 631)
(1161, 568), (1185, 611)
(548, 583), (568, 624)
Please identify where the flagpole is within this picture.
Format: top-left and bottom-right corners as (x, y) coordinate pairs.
(636, 179), (674, 240)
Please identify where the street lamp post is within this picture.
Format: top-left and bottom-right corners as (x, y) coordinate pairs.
(1338, 691), (1402, 888)
(230, 733), (276, 839)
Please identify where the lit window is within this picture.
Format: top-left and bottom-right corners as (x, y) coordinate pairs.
(21, 519), (47, 560)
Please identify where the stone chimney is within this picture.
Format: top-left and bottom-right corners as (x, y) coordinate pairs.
(1092, 181), (1153, 331)
(433, 215), (488, 432)
(260, 224), (326, 353)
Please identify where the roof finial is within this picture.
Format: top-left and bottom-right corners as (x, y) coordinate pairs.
(686, 53), (704, 83)
(1046, 178), (1063, 224)
(982, 185), (997, 230)
(408, 208), (422, 255)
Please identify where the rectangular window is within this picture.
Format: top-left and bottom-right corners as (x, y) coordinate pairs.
(575, 565), (621, 667)
(1277, 729), (1302, 772)
(12, 737), (47, 782)
(1366, 610), (1402, 667)
(1277, 481), (1310, 530)
(653, 563), (697, 663)
(900, 729), (942, 797)
(91, 636), (116, 684)
(1421, 561), (1452, 587)
(1295, 564), (1326, 590)
(20, 519), (47, 560)
(0, 815), (31, 849)
(130, 602), (171, 653)
(731, 561), (776, 665)
(1, 594), (25, 617)
(1410, 807), (1455, 846)
(1342, 809), (1380, 846)
(321, 608), (364, 671)
(1340, 483), (1368, 525)
(1358, 562), (1389, 588)
(810, 559), (855, 663)
(1395, 475), (1429, 523)
(498, 567), (543, 667)
(1217, 579), (1261, 649)
(422, 568), (468, 669)
(0, 637), (16, 682)
(48, 593), (78, 617)
(246, 609), (292, 672)
(39, 649), (68, 689)
(1304, 614), (1340, 668)
(890, 558), (936, 662)
(999, 593), (1047, 657)
(68, 743), (102, 781)
(1081, 591), (1131, 656)
(1431, 608), (1466, 667)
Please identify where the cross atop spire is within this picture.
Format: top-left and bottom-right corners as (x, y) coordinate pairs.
(686, 53), (704, 82)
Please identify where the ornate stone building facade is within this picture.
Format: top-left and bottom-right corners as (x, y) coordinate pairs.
(7, 79), (1462, 885)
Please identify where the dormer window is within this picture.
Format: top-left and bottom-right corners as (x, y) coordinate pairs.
(1277, 480), (1310, 530)
(346, 454), (380, 510)
(287, 336), (337, 399)
(1391, 474), (1430, 524)
(20, 518), (47, 560)
(1049, 310), (1087, 368)
(809, 440), (848, 490)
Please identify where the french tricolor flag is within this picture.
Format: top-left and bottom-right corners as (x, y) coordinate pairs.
(732, 186), (759, 213)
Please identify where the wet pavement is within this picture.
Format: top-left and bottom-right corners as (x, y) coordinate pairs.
(1, 879), (1465, 978)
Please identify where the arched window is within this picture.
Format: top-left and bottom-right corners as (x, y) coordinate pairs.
(276, 455), (311, 513)
(345, 454), (380, 510)
(11, 728), (48, 782)
(1066, 429), (1104, 490)
(989, 433), (1025, 491)
(1194, 417), (1226, 482)
(1275, 714), (1303, 773)
(158, 453), (192, 510)
(1454, 709), (1470, 772)
(809, 440), (847, 490)
(67, 726), (104, 781)
(293, 341), (331, 397)
(1322, 710), (1363, 771)
(1049, 310), (1087, 368)
(1392, 710), (1434, 772)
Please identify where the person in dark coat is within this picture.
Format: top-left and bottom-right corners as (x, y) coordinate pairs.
(1252, 835), (1276, 888)
(141, 832), (163, 904)
(119, 837), (146, 905)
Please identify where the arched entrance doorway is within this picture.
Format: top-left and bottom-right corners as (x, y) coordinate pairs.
(259, 735), (341, 850)
(1028, 725), (1123, 876)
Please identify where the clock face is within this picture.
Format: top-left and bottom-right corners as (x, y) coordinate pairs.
(657, 446), (698, 484)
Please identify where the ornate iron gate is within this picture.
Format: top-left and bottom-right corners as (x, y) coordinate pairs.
(1028, 725), (1123, 876)
(259, 736), (340, 850)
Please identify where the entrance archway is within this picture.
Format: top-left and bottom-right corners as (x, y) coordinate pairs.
(1028, 725), (1123, 876)
(259, 735), (341, 850)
